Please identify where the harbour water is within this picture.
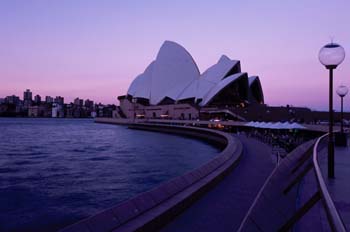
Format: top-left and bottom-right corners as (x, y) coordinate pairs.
(0, 118), (219, 231)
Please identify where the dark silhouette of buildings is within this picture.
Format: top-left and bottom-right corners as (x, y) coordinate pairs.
(0, 89), (115, 118)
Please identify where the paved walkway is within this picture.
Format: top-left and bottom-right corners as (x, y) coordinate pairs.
(319, 145), (350, 230)
(160, 135), (275, 232)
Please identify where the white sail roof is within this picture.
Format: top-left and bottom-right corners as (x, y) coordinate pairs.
(127, 61), (154, 99)
(199, 73), (246, 106)
(196, 79), (216, 100)
(177, 78), (216, 101)
(125, 41), (262, 107)
(150, 41), (200, 105)
(176, 79), (199, 101)
(201, 55), (239, 84)
(176, 55), (239, 101)
(127, 73), (143, 96)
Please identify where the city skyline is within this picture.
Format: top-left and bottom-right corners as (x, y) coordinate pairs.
(0, 88), (117, 118)
(1, 88), (108, 105)
(1, 0), (350, 110)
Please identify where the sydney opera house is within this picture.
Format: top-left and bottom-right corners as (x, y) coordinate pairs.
(116, 41), (264, 120)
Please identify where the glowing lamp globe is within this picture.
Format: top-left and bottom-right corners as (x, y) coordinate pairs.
(318, 43), (345, 69)
(336, 85), (349, 97)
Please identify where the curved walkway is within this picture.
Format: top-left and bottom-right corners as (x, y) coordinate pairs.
(160, 135), (274, 232)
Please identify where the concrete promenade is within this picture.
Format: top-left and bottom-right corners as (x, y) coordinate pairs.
(319, 145), (350, 230)
(160, 135), (274, 232)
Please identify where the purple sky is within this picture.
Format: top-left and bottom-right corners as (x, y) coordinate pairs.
(1, 0), (350, 110)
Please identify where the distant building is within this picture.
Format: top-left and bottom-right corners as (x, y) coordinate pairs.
(73, 108), (83, 118)
(74, 98), (84, 107)
(98, 104), (116, 118)
(5, 95), (20, 105)
(34, 95), (41, 104)
(90, 111), (97, 118)
(52, 103), (64, 118)
(0, 104), (16, 116)
(28, 105), (50, 117)
(65, 104), (74, 118)
(54, 96), (64, 105)
(23, 89), (33, 109)
(0, 96), (24, 116)
(45, 96), (54, 104)
(84, 99), (94, 110)
(0, 104), (7, 115)
(1, 92), (100, 118)
(23, 89), (32, 101)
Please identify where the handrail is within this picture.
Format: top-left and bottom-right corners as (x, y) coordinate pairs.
(312, 133), (347, 232)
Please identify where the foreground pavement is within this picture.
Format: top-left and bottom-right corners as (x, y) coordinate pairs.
(160, 135), (275, 232)
(319, 145), (350, 230)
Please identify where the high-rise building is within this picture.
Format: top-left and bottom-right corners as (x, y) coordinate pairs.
(5, 95), (20, 105)
(23, 89), (33, 109)
(34, 95), (41, 104)
(65, 104), (74, 118)
(45, 96), (54, 104)
(84, 99), (94, 109)
(23, 89), (32, 101)
(74, 98), (84, 106)
(52, 103), (64, 118)
(54, 96), (64, 105)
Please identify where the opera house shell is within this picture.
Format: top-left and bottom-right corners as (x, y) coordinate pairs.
(118, 41), (264, 119)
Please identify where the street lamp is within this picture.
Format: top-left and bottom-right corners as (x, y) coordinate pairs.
(319, 42), (346, 178)
(336, 85), (348, 133)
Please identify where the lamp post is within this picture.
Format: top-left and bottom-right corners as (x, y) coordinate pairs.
(319, 42), (346, 178)
(336, 85), (348, 133)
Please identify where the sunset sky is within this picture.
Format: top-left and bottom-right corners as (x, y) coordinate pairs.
(1, 0), (350, 110)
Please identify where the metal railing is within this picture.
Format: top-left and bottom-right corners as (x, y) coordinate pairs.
(313, 133), (347, 232)
(238, 134), (347, 231)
